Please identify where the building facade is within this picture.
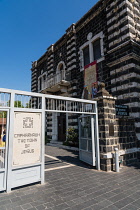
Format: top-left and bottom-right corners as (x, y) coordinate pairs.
(31, 0), (140, 170)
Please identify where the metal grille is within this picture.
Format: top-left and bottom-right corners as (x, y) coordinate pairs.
(0, 92), (10, 107)
(45, 98), (95, 114)
(0, 89), (97, 114)
(15, 94), (42, 109)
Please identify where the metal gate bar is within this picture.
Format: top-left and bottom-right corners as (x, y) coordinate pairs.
(0, 148), (5, 168)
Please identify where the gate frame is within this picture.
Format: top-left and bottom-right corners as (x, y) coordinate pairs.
(0, 88), (100, 193)
(0, 108), (9, 191)
(6, 90), (45, 193)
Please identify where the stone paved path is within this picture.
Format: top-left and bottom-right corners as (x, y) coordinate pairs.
(0, 145), (140, 210)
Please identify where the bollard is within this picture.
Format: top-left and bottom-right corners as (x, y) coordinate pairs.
(114, 148), (119, 172)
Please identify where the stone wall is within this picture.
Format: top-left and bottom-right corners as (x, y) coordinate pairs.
(97, 84), (139, 171)
(30, 0), (140, 169)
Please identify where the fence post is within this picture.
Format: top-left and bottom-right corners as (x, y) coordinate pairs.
(6, 91), (15, 192)
(41, 95), (45, 185)
(114, 148), (119, 172)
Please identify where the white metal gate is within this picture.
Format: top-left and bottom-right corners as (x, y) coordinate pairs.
(0, 109), (9, 191)
(79, 112), (100, 168)
(0, 88), (100, 193)
(79, 115), (95, 166)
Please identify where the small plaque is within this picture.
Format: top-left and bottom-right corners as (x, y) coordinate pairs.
(115, 105), (129, 116)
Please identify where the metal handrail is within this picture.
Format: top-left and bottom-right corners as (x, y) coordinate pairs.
(42, 70), (65, 89)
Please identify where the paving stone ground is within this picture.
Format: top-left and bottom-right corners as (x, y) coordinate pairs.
(0, 145), (140, 210)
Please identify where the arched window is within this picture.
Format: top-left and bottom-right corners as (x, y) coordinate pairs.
(59, 63), (64, 71)
(57, 61), (66, 72)
(56, 61), (66, 80)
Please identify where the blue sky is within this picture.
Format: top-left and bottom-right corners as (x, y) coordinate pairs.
(0, 0), (98, 92)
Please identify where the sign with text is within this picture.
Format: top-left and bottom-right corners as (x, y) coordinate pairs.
(13, 112), (42, 167)
(115, 105), (129, 116)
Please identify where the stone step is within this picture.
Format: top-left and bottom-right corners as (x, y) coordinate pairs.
(47, 141), (63, 146)
(47, 142), (79, 151)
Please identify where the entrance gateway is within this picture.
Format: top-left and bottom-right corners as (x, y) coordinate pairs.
(0, 88), (100, 193)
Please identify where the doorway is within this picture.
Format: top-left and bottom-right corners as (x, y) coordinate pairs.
(57, 113), (66, 142)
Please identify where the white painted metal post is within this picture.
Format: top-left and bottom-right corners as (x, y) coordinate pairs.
(78, 117), (81, 159)
(0, 108), (9, 191)
(41, 95), (45, 184)
(94, 103), (100, 170)
(114, 148), (119, 172)
(66, 101), (68, 138)
(6, 91), (15, 193)
(91, 116), (95, 166)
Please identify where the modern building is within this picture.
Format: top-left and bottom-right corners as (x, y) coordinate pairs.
(31, 0), (140, 170)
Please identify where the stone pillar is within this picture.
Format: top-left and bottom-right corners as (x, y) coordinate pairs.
(96, 83), (119, 171)
(52, 112), (58, 141)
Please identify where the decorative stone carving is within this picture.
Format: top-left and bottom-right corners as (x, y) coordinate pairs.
(87, 32), (93, 40)
(97, 82), (112, 97)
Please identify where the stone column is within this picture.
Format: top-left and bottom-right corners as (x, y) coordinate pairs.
(96, 83), (119, 171)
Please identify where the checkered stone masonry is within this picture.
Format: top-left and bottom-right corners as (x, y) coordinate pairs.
(97, 86), (138, 171)
(97, 95), (119, 171)
(30, 0), (140, 169)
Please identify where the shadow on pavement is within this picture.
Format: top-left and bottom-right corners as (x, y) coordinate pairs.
(126, 162), (140, 170)
(55, 149), (95, 169)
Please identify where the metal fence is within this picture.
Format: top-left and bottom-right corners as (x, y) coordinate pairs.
(0, 88), (99, 193)
(0, 89), (97, 114)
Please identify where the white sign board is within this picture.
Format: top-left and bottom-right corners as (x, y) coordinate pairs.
(13, 112), (42, 167)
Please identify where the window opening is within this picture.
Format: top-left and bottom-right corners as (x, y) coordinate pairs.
(93, 39), (101, 60)
(83, 46), (90, 66)
(59, 63), (64, 71)
(43, 75), (46, 81)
